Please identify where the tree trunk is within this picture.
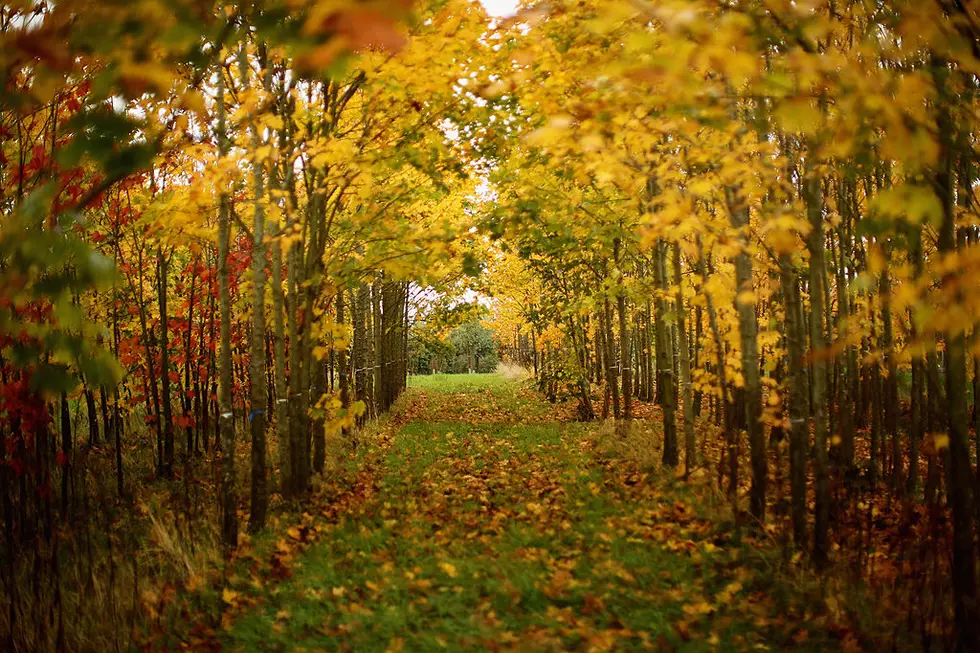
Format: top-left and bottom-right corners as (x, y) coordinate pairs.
(780, 254), (807, 548)
(728, 191), (766, 524)
(697, 237), (733, 494)
(935, 75), (979, 649)
(673, 244), (696, 475)
(353, 283), (369, 426)
(614, 239), (632, 420)
(372, 276), (383, 416)
(59, 392), (71, 520)
(216, 62), (237, 548)
(243, 45), (268, 533)
(805, 162), (830, 569)
(835, 200), (856, 473)
(271, 237), (288, 490)
(880, 263), (900, 491)
(184, 260), (197, 456)
(84, 388), (99, 447)
(654, 241), (677, 466)
(158, 249), (174, 478)
(602, 297), (620, 419)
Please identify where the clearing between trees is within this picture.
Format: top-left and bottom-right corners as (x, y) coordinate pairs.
(186, 374), (849, 652)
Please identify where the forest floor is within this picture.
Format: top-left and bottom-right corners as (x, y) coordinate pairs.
(178, 375), (863, 652)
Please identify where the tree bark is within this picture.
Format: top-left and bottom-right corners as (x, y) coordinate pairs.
(602, 297), (620, 419)
(780, 254), (807, 548)
(243, 45), (268, 533)
(654, 241), (677, 466)
(216, 62), (237, 548)
(614, 238), (632, 420)
(727, 191), (765, 524)
(935, 73), (979, 649)
(158, 249), (174, 478)
(673, 245), (696, 475)
(805, 162), (830, 568)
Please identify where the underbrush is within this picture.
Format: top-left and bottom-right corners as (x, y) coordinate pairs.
(583, 394), (959, 651)
(0, 411), (239, 652)
(0, 406), (391, 652)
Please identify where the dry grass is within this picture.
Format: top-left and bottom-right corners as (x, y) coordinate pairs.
(0, 420), (229, 653)
(495, 361), (530, 381)
(586, 416), (666, 472)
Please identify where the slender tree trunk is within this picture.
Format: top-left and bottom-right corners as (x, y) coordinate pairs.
(270, 236), (288, 489)
(132, 248), (163, 475)
(908, 341), (923, 496)
(692, 305), (702, 416)
(285, 236), (304, 496)
(925, 347), (943, 505)
(880, 263), (901, 490)
(372, 276), (383, 416)
(780, 254), (807, 548)
(184, 260), (197, 456)
(354, 283), (368, 427)
(99, 386), (110, 446)
(59, 392), (71, 520)
(654, 241), (677, 466)
(216, 62), (237, 548)
(614, 239), (632, 420)
(728, 192), (765, 524)
(602, 297), (620, 419)
(673, 245), (696, 475)
(935, 75), (979, 649)
(870, 299), (881, 486)
(805, 162), (830, 568)
(158, 249), (174, 478)
(243, 45), (269, 533)
(330, 290), (349, 468)
(594, 318), (604, 388)
(697, 237), (733, 493)
(111, 279), (124, 497)
(836, 206), (856, 472)
(84, 388), (99, 447)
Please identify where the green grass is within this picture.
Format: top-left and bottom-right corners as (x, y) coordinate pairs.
(407, 372), (514, 392)
(220, 375), (839, 652)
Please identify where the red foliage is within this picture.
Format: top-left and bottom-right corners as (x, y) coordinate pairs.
(0, 376), (52, 475)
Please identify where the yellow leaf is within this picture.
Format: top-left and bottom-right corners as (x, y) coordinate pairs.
(438, 561), (458, 578)
(185, 573), (203, 592)
(255, 145), (275, 164)
(312, 346), (330, 360)
(386, 637), (405, 653)
(222, 587), (239, 605)
(117, 62), (174, 96)
(774, 99), (823, 136)
(265, 115), (285, 131)
(934, 434), (950, 451)
(287, 526), (302, 541)
(682, 600), (714, 616)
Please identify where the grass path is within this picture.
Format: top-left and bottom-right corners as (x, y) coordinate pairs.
(218, 375), (838, 652)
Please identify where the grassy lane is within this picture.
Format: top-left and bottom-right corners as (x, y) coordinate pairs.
(221, 375), (837, 652)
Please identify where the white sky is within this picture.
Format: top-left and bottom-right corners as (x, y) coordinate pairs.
(479, 0), (520, 17)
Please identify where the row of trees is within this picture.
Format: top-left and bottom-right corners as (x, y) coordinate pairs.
(1, 2), (492, 649)
(481, 0), (980, 648)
